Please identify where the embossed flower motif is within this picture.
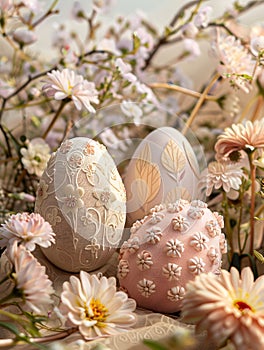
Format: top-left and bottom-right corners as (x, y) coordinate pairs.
(150, 204), (165, 213)
(81, 210), (94, 226)
(61, 184), (84, 214)
(171, 215), (190, 232)
(205, 220), (221, 237)
(137, 278), (156, 298)
(188, 257), (205, 275)
(207, 246), (219, 264)
(93, 188), (116, 210)
(85, 238), (100, 259)
(82, 162), (96, 177)
(117, 259), (129, 279)
(219, 233), (227, 253)
(149, 211), (165, 224)
(190, 232), (209, 251)
(120, 236), (140, 254)
(136, 250), (153, 270)
(165, 239), (184, 258)
(60, 140), (73, 154)
(68, 153), (84, 168)
(46, 207), (62, 227)
(83, 143), (95, 155)
(213, 212), (224, 228)
(145, 227), (162, 244)
(162, 263), (182, 281)
(167, 286), (185, 301)
(187, 201), (207, 219)
(167, 199), (188, 213)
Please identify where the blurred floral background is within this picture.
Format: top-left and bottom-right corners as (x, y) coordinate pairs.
(0, 0), (264, 349)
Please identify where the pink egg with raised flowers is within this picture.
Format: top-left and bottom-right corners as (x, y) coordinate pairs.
(118, 199), (227, 313)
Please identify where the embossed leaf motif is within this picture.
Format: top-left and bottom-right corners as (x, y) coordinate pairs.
(161, 140), (186, 173)
(165, 187), (191, 204)
(135, 158), (161, 205)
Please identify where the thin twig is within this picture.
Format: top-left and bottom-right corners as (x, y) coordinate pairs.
(149, 82), (217, 101)
(182, 73), (220, 134)
(42, 100), (69, 139)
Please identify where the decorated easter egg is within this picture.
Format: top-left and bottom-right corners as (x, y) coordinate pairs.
(35, 137), (126, 272)
(118, 199), (226, 313)
(123, 126), (204, 227)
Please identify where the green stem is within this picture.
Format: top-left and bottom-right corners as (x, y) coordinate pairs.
(0, 291), (18, 306)
(222, 192), (233, 259)
(248, 152), (257, 255)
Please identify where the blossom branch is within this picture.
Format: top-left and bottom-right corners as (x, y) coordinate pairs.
(249, 153), (257, 255)
(42, 99), (69, 139)
(31, 0), (59, 29)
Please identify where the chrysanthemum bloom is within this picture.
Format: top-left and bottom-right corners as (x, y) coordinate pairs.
(60, 271), (137, 339)
(7, 242), (54, 313)
(182, 267), (264, 350)
(42, 69), (99, 113)
(20, 138), (51, 177)
(0, 212), (55, 251)
(202, 161), (243, 196)
(215, 119), (264, 161)
(213, 35), (255, 93)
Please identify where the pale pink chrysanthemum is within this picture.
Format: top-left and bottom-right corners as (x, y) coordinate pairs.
(213, 34), (255, 93)
(215, 120), (264, 161)
(7, 242), (54, 313)
(42, 69), (99, 113)
(202, 161), (243, 196)
(60, 271), (136, 339)
(182, 267), (264, 350)
(0, 212), (55, 251)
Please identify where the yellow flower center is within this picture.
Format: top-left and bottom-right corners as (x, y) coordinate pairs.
(85, 298), (108, 324)
(234, 300), (253, 313)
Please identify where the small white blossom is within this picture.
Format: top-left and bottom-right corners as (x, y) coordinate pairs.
(136, 250), (153, 270)
(165, 239), (184, 258)
(162, 263), (182, 281)
(190, 232), (209, 251)
(205, 220), (221, 237)
(194, 6), (212, 28)
(167, 200), (188, 213)
(145, 227), (162, 244)
(120, 236), (140, 254)
(137, 278), (156, 297)
(171, 215), (190, 232)
(167, 286), (185, 301)
(121, 100), (143, 126)
(115, 58), (137, 83)
(207, 246), (219, 263)
(188, 257), (205, 275)
(149, 211), (164, 224)
(250, 36), (264, 57)
(117, 259), (129, 279)
(20, 138), (50, 177)
(13, 29), (37, 46)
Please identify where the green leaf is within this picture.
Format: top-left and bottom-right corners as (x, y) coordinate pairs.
(143, 339), (168, 350)
(0, 321), (20, 336)
(132, 33), (141, 52)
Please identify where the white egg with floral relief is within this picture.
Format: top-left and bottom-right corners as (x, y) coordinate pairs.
(35, 137), (126, 272)
(118, 199), (227, 313)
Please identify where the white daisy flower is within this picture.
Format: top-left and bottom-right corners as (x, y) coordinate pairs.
(60, 272), (136, 339)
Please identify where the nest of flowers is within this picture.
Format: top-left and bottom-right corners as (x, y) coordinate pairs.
(0, 0), (264, 349)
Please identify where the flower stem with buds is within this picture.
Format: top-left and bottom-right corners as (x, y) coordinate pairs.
(249, 152), (257, 255)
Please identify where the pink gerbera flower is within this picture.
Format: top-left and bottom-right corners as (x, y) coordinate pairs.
(215, 119), (264, 161)
(182, 267), (264, 350)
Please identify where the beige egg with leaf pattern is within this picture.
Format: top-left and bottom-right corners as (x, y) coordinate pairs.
(124, 127), (204, 227)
